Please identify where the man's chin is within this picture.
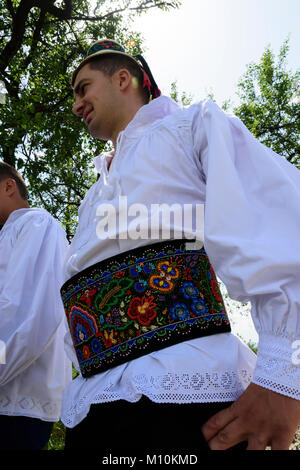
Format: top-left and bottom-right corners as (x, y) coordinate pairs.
(88, 124), (100, 138)
(88, 125), (109, 141)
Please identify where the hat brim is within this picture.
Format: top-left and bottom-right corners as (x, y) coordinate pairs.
(72, 50), (141, 86)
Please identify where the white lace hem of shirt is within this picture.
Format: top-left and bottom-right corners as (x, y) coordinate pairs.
(61, 368), (253, 428)
(0, 394), (62, 421)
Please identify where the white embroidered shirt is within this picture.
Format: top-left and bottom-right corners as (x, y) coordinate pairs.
(60, 96), (300, 428)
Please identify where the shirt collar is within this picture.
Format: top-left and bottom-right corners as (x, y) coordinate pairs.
(93, 149), (115, 174)
(123, 95), (180, 136)
(93, 96), (180, 172)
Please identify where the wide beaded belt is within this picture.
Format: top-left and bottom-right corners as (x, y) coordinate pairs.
(61, 240), (231, 378)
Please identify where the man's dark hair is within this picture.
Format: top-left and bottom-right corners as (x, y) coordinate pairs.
(87, 54), (150, 104)
(0, 162), (28, 200)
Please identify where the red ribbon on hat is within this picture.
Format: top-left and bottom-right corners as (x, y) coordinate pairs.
(142, 68), (152, 93)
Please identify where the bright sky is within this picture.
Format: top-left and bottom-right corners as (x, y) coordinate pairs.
(131, 0), (300, 106)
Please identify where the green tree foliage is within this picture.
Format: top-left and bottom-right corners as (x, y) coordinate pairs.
(233, 39), (300, 169)
(0, 0), (180, 238)
(169, 80), (193, 107)
(171, 39), (300, 173)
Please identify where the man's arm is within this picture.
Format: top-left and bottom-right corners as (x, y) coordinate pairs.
(191, 100), (300, 449)
(0, 211), (68, 385)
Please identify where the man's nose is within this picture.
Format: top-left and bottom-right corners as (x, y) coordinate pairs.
(73, 98), (84, 117)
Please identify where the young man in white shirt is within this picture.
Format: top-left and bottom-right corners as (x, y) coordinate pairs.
(0, 162), (72, 450)
(60, 39), (300, 451)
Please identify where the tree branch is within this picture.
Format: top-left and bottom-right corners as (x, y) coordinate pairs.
(22, 6), (47, 70)
(0, 0), (37, 75)
(0, 72), (19, 99)
(70, 1), (176, 22)
(46, 0), (73, 19)
(255, 119), (299, 138)
(0, 0), (74, 74)
(5, 0), (16, 19)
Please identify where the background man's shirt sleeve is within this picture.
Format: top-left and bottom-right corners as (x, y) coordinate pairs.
(0, 211), (69, 386)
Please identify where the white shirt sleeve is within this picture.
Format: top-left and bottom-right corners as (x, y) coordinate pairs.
(192, 100), (300, 400)
(0, 211), (69, 386)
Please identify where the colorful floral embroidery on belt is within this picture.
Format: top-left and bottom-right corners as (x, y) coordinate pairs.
(61, 240), (231, 378)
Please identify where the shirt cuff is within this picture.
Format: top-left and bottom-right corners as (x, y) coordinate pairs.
(252, 332), (300, 400)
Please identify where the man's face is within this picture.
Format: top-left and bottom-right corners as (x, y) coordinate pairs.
(72, 64), (120, 141)
(0, 179), (11, 225)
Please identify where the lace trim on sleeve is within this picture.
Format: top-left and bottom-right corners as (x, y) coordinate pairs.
(252, 332), (300, 400)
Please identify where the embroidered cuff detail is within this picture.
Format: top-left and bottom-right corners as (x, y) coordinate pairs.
(252, 332), (300, 400)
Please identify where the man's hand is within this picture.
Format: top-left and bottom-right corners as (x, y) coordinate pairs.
(201, 382), (300, 450)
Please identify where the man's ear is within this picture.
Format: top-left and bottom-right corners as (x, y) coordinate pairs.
(4, 178), (17, 197)
(115, 68), (131, 91)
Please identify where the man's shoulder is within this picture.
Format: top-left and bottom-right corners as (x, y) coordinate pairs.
(184, 98), (222, 117)
(14, 208), (65, 237)
(159, 98), (219, 126)
(16, 208), (55, 225)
